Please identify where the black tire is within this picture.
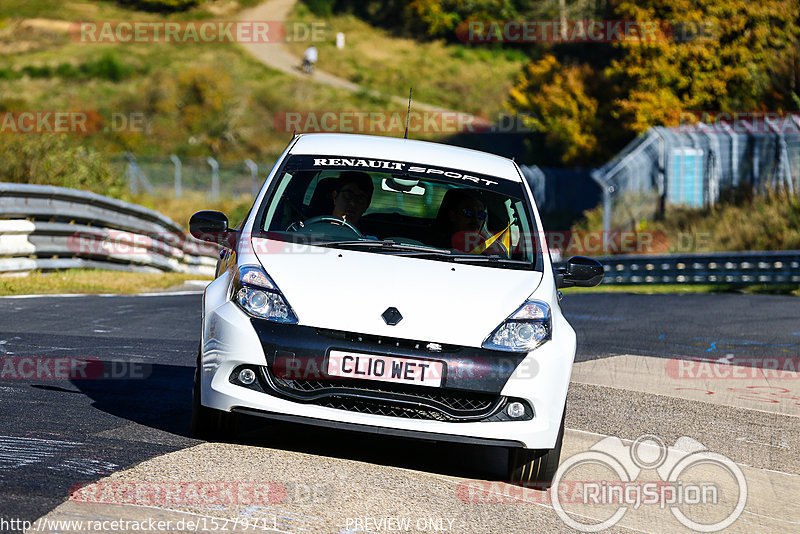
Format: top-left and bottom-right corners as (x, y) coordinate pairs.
(507, 409), (565, 489)
(191, 354), (236, 440)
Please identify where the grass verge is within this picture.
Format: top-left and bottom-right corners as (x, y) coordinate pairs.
(572, 189), (800, 254)
(131, 191), (254, 229)
(0, 269), (211, 296)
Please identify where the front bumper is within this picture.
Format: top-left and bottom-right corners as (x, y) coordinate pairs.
(201, 299), (576, 449)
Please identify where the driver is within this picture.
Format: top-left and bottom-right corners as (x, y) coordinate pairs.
(331, 171), (374, 227)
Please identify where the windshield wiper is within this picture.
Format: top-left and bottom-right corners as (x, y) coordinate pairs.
(450, 254), (531, 266)
(317, 239), (453, 255)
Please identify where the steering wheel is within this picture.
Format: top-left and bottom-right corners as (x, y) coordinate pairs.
(287, 215), (363, 238)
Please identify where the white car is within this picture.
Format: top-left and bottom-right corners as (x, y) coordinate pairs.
(190, 133), (603, 487)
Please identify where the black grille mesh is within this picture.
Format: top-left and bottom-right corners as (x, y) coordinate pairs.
(317, 398), (459, 422)
(265, 370), (503, 422)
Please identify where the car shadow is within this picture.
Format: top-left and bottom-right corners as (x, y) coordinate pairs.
(71, 363), (194, 439)
(233, 414), (508, 482)
(72, 362), (507, 481)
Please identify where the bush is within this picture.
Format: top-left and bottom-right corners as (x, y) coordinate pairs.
(80, 52), (135, 81)
(301, 0), (335, 17)
(21, 65), (53, 78)
(0, 135), (126, 198)
(3, 53), (137, 82)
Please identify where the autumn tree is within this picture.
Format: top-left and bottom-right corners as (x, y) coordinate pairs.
(608, 0), (800, 134)
(507, 55), (602, 165)
(506, 0), (800, 163)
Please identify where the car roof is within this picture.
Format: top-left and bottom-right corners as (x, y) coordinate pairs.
(288, 133), (522, 183)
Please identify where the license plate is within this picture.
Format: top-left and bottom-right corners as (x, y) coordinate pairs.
(326, 350), (444, 387)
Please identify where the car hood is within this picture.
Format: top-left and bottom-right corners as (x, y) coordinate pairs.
(252, 237), (543, 348)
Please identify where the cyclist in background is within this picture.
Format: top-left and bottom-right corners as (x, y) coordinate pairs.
(302, 45), (318, 74)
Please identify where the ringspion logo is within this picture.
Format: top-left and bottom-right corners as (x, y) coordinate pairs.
(551, 434), (747, 532)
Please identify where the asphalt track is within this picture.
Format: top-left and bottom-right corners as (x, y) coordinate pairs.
(0, 292), (798, 533)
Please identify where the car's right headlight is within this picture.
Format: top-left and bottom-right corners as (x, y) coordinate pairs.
(232, 265), (298, 324)
(482, 300), (551, 352)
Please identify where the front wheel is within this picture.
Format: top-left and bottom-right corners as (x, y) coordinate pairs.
(507, 409), (565, 489)
(191, 354), (237, 440)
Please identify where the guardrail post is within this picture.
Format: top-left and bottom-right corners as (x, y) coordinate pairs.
(601, 186), (612, 253)
(170, 154), (182, 199)
(207, 157), (220, 201)
(244, 159), (258, 197)
(591, 169), (613, 254)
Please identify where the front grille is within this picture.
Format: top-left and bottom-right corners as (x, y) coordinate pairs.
(261, 368), (504, 422)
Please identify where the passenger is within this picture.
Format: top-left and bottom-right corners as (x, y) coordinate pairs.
(430, 189), (488, 251)
(330, 171), (374, 227)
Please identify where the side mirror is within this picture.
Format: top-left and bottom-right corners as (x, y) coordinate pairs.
(189, 211), (236, 248)
(556, 256), (604, 289)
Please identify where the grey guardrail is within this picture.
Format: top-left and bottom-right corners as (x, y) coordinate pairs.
(0, 183), (218, 275)
(557, 251), (800, 285)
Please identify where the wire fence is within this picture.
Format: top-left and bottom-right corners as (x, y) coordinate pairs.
(115, 112), (800, 254)
(590, 115), (800, 250)
(112, 153), (276, 200)
(519, 165), (600, 217)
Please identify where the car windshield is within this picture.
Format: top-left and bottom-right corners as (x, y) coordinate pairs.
(256, 155), (541, 270)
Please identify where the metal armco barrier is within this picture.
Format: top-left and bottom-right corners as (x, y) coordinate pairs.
(568, 251), (800, 285)
(0, 183), (218, 276)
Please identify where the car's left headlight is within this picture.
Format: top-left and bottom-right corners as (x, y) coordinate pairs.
(482, 300), (551, 352)
(232, 265), (298, 323)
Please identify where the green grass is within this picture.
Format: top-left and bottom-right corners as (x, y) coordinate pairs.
(0, 269), (211, 295)
(284, 6), (526, 117)
(0, 0), (535, 223)
(562, 283), (800, 295)
(132, 191), (254, 229)
(0, 0), (232, 21)
(1, 1), (461, 165)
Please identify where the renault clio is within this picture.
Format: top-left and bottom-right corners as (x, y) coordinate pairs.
(189, 133), (603, 487)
